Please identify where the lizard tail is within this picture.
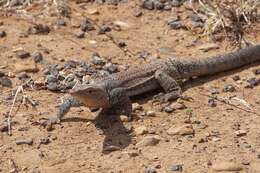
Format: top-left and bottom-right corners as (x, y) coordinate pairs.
(175, 44), (260, 78)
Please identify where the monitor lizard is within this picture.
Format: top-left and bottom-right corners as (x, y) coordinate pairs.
(45, 44), (260, 125)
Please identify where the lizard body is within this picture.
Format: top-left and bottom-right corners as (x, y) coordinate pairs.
(47, 45), (260, 124)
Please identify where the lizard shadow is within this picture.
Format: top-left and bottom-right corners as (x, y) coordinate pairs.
(62, 111), (132, 154)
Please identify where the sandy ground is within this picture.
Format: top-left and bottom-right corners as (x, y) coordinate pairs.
(0, 1), (260, 173)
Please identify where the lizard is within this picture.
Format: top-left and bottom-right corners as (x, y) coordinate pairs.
(45, 44), (260, 125)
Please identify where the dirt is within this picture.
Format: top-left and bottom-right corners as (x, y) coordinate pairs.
(0, 1), (260, 173)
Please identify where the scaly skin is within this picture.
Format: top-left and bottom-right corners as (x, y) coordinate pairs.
(46, 44), (260, 125)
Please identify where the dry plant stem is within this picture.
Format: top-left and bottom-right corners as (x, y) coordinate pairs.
(200, 93), (260, 116)
(7, 86), (24, 136)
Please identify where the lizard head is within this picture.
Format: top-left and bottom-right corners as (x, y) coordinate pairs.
(69, 84), (109, 109)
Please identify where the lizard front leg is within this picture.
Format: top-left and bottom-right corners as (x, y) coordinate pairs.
(43, 96), (84, 125)
(155, 69), (182, 102)
(104, 88), (132, 117)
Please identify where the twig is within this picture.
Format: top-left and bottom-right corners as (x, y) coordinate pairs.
(9, 159), (19, 173)
(7, 86), (24, 136)
(200, 92), (260, 116)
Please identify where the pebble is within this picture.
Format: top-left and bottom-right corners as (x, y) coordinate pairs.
(141, 0), (154, 10)
(0, 76), (12, 87)
(16, 50), (30, 59)
(212, 162), (243, 171)
(164, 106), (174, 113)
(189, 13), (202, 22)
(15, 139), (33, 145)
(32, 52), (43, 63)
(146, 111), (156, 116)
(145, 168), (157, 173)
(74, 30), (85, 38)
(246, 77), (259, 88)
(168, 21), (182, 30)
(167, 124), (194, 136)
(46, 82), (60, 91)
(0, 31), (6, 38)
(235, 130), (247, 137)
(232, 75), (240, 81)
(0, 124), (8, 132)
(208, 98), (217, 107)
(18, 72), (30, 80)
(136, 135), (160, 147)
(80, 18), (95, 32)
(103, 63), (118, 73)
(27, 24), (50, 35)
(134, 126), (148, 135)
(170, 164), (183, 172)
(45, 75), (58, 84)
(0, 71), (4, 77)
(91, 53), (106, 66)
(56, 18), (66, 26)
(198, 43), (219, 52)
(119, 115), (129, 122)
(103, 145), (121, 152)
(223, 84), (236, 92)
(98, 25), (111, 34)
(172, 0), (183, 7)
(253, 68), (260, 75)
(134, 10), (143, 17)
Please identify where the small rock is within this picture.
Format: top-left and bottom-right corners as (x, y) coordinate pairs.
(103, 145), (120, 151)
(172, 0), (183, 7)
(16, 50), (30, 59)
(32, 52), (43, 63)
(198, 43), (219, 52)
(15, 139), (33, 145)
(0, 76), (12, 87)
(136, 135), (160, 147)
(223, 84), (236, 92)
(0, 71), (4, 77)
(27, 24), (50, 35)
(0, 31), (6, 38)
(103, 63), (118, 73)
(119, 115), (129, 122)
(232, 75), (240, 81)
(208, 98), (217, 107)
(245, 77), (259, 88)
(46, 82), (60, 91)
(87, 8), (99, 15)
(154, 1), (164, 10)
(74, 30), (85, 38)
(164, 106), (174, 113)
(189, 13), (202, 22)
(168, 21), (182, 30)
(253, 69), (260, 75)
(56, 18), (66, 26)
(80, 18), (95, 32)
(18, 72), (30, 80)
(212, 162), (243, 171)
(98, 25), (111, 34)
(134, 126), (148, 135)
(145, 168), (157, 173)
(167, 124), (194, 136)
(91, 53), (106, 65)
(170, 164), (183, 172)
(141, 0), (154, 10)
(235, 130), (247, 137)
(117, 42), (127, 48)
(146, 111), (156, 116)
(0, 124), (8, 132)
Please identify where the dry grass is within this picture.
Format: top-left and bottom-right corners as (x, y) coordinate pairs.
(196, 0), (259, 46)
